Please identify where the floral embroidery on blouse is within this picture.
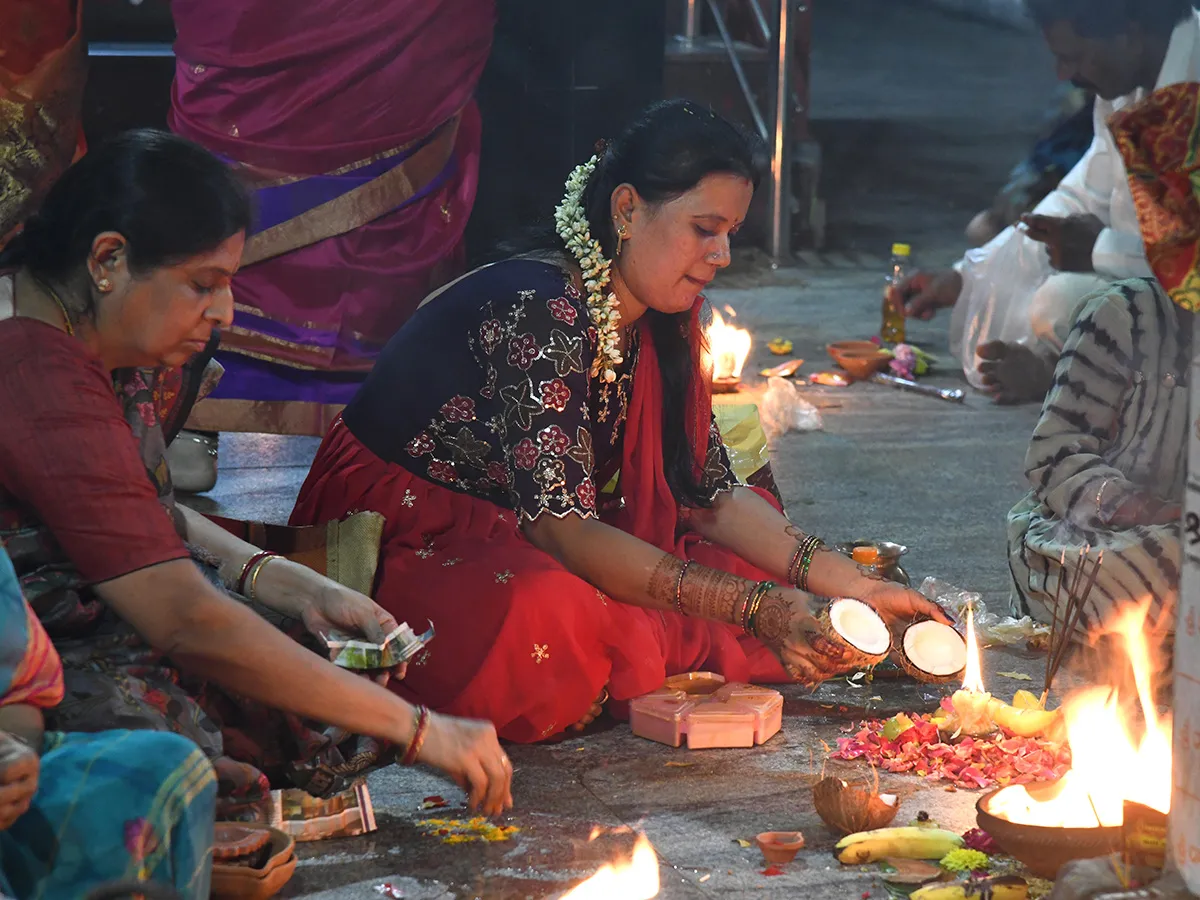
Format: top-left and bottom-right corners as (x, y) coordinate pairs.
(386, 261), (738, 522)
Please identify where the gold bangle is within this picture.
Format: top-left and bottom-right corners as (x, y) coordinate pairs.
(248, 554), (281, 602)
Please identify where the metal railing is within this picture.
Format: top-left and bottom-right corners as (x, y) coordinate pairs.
(680, 0), (799, 264)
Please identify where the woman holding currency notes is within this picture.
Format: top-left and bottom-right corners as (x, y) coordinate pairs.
(0, 130), (512, 821)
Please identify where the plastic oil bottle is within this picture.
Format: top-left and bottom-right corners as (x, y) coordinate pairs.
(881, 242), (910, 344)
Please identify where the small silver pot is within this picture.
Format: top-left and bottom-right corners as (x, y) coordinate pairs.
(834, 540), (911, 586)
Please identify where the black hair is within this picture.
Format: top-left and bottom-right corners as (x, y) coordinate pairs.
(0, 128), (252, 317)
(502, 99), (767, 509)
(1024, 0), (1194, 38)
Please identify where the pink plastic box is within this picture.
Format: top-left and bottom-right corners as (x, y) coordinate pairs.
(629, 672), (783, 749)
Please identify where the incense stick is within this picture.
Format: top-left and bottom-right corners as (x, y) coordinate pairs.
(1043, 548), (1103, 700)
(1042, 550), (1068, 705)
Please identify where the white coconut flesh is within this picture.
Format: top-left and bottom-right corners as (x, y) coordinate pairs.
(828, 599), (891, 656)
(902, 620), (967, 676)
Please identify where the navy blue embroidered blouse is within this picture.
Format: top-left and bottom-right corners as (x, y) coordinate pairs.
(343, 259), (735, 522)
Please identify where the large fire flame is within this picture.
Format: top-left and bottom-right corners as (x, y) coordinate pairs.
(987, 601), (1172, 828)
(705, 306), (752, 380)
(561, 832), (660, 899)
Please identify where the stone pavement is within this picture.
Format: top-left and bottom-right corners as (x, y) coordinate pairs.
(176, 1), (1074, 895)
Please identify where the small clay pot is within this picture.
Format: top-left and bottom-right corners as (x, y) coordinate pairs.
(836, 349), (891, 380)
(756, 831), (805, 865)
(826, 340), (879, 364)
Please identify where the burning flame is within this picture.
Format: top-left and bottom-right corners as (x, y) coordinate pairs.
(705, 306), (752, 380)
(961, 603), (985, 693)
(988, 600), (1172, 828)
(561, 833), (660, 899)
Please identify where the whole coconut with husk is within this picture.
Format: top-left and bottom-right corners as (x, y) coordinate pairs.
(892, 618), (967, 684)
(809, 598), (892, 671)
(812, 776), (900, 835)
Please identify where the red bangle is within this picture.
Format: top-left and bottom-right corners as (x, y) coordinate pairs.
(401, 705), (430, 766)
(236, 551), (275, 596)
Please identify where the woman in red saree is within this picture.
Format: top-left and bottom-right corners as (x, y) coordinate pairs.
(169, 0), (495, 441)
(292, 102), (949, 743)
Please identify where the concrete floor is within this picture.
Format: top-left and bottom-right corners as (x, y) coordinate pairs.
(180, 2), (1070, 896)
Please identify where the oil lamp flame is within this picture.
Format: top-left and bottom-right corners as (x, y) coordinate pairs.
(705, 307), (752, 381)
(947, 603), (994, 736)
(987, 599), (1172, 828)
(562, 833), (660, 899)
(960, 603), (985, 694)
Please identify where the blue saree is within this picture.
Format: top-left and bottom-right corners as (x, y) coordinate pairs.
(0, 548), (216, 900)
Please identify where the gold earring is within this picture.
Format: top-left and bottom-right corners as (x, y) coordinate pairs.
(616, 224), (629, 257)
(97, 278), (112, 292)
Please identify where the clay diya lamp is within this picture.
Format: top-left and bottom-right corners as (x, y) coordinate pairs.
(756, 831), (805, 865)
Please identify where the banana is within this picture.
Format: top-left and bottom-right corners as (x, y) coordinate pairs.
(910, 875), (1029, 900)
(985, 697), (1061, 738)
(1011, 689), (1043, 710)
(835, 827), (963, 864)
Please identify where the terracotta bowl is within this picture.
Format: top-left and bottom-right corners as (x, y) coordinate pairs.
(756, 831), (805, 865)
(836, 349), (891, 380)
(211, 824), (297, 900)
(976, 789), (1122, 880)
(826, 340), (879, 367)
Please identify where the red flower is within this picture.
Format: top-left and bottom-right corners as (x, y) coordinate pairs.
(440, 395), (476, 422)
(539, 378), (571, 412)
(507, 333), (541, 370)
(406, 432), (435, 457)
(565, 282), (582, 301)
(547, 296), (578, 325)
(575, 479), (596, 510)
(428, 460), (457, 483)
(487, 461), (512, 486)
(479, 319), (503, 353)
(513, 438), (539, 470)
(537, 424), (571, 456)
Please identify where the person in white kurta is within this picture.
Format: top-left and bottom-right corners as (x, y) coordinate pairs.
(892, 2), (1200, 403)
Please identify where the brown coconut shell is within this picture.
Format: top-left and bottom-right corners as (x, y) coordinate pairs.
(892, 618), (967, 685)
(811, 599), (891, 671)
(811, 777), (901, 835)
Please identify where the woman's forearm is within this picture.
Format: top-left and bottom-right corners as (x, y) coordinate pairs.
(95, 561), (418, 748)
(523, 512), (814, 629)
(0, 705), (43, 752)
(688, 487), (876, 598)
(178, 504), (313, 619)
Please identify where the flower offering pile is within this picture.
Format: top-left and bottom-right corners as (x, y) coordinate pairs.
(832, 699), (1071, 791)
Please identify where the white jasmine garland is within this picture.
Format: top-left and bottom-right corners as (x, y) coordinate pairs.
(554, 155), (622, 383)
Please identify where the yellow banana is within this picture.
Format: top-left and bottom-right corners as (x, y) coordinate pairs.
(1011, 690), (1043, 710)
(835, 827), (963, 864)
(985, 697), (1061, 738)
(910, 875), (1029, 900)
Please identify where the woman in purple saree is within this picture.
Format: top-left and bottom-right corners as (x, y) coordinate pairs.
(169, 0), (495, 443)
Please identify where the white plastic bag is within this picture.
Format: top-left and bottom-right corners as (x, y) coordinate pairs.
(918, 577), (1050, 648)
(950, 226), (1050, 390)
(759, 376), (822, 439)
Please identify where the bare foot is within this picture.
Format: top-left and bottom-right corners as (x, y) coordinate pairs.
(976, 340), (1055, 404)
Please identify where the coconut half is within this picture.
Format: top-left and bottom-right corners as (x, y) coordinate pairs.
(811, 598), (891, 670)
(894, 619), (967, 684)
(812, 777), (901, 835)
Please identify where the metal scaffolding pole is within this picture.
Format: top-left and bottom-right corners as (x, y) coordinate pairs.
(684, 0), (700, 42)
(766, 0), (794, 264)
